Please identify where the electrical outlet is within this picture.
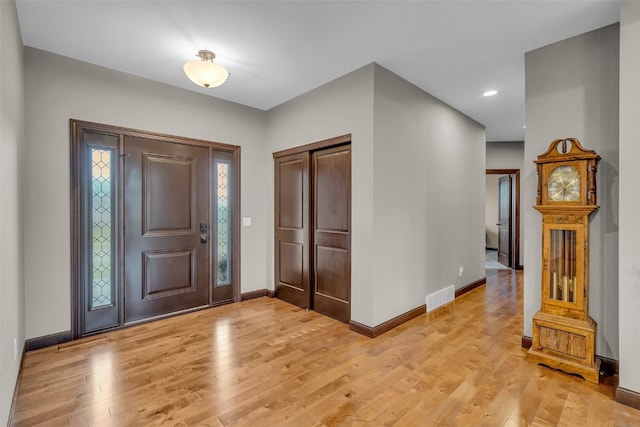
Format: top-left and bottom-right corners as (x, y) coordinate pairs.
(458, 266), (464, 277)
(13, 338), (17, 361)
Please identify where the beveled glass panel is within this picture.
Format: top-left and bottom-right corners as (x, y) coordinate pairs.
(90, 148), (114, 309)
(216, 161), (230, 286)
(549, 229), (577, 303)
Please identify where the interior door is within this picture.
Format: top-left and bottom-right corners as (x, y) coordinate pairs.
(312, 145), (351, 322)
(497, 175), (512, 267)
(274, 152), (310, 308)
(123, 136), (210, 323)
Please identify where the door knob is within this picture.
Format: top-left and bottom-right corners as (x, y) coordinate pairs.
(200, 234), (208, 243)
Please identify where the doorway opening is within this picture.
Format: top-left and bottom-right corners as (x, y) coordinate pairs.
(486, 169), (521, 270)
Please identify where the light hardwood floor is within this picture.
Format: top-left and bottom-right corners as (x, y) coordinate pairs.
(11, 270), (640, 426)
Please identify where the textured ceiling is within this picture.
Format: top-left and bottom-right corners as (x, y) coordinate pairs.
(15, 0), (620, 141)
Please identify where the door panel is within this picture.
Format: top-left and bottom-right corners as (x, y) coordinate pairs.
(142, 249), (196, 297)
(143, 153), (195, 233)
(313, 146), (351, 322)
(275, 153), (310, 308)
(124, 136), (209, 323)
(315, 246), (350, 302)
(498, 175), (512, 267)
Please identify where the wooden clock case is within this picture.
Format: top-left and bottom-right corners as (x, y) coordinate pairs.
(527, 138), (601, 383)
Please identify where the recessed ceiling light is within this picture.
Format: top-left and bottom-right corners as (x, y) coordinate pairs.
(483, 90), (498, 97)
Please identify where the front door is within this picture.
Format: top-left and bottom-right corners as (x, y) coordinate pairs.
(72, 120), (239, 337)
(497, 175), (512, 267)
(123, 136), (210, 322)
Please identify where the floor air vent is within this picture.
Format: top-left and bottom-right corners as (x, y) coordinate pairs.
(426, 285), (455, 312)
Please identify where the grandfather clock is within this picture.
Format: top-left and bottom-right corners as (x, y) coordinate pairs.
(527, 138), (601, 383)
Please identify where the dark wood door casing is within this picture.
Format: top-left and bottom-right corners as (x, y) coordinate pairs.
(71, 119), (240, 338)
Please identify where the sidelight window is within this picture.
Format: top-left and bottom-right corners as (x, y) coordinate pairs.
(89, 147), (115, 309)
(216, 161), (231, 286)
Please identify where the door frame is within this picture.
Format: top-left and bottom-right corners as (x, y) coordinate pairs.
(486, 169), (522, 269)
(70, 119), (241, 339)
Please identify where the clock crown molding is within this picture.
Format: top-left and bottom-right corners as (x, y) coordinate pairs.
(534, 138), (601, 164)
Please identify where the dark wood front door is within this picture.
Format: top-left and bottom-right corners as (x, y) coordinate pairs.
(274, 152), (310, 308)
(312, 145), (351, 322)
(72, 120), (240, 337)
(497, 175), (512, 267)
(123, 137), (210, 322)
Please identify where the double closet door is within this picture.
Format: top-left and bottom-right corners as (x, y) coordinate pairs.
(274, 140), (351, 323)
(72, 121), (237, 337)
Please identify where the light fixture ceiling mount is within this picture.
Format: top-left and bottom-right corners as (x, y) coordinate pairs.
(183, 49), (229, 88)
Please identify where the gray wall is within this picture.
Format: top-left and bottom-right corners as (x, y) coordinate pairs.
(524, 24), (619, 359)
(486, 141), (525, 261)
(372, 65), (485, 325)
(486, 141), (524, 170)
(23, 48), (269, 339)
(266, 63), (485, 327)
(0, 1), (26, 424)
(619, 0), (640, 395)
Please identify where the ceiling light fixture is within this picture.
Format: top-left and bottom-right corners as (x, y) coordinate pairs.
(483, 90), (498, 97)
(183, 50), (229, 88)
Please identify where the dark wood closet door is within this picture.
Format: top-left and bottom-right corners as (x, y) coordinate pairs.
(312, 145), (351, 322)
(274, 152), (310, 308)
(123, 136), (210, 323)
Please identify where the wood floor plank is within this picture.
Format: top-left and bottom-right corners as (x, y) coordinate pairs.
(10, 270), (640, 426)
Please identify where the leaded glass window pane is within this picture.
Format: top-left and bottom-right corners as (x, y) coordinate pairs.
(90, 148), (114, 309)
(216, 161), (230, 286)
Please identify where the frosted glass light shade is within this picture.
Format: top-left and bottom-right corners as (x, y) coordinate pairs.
(183, 53), (229, 88)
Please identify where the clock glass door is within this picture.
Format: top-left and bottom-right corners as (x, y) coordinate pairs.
(549, 229), (577, 303)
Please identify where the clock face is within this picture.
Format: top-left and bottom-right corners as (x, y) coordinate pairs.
(548, 165), (580, 201)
